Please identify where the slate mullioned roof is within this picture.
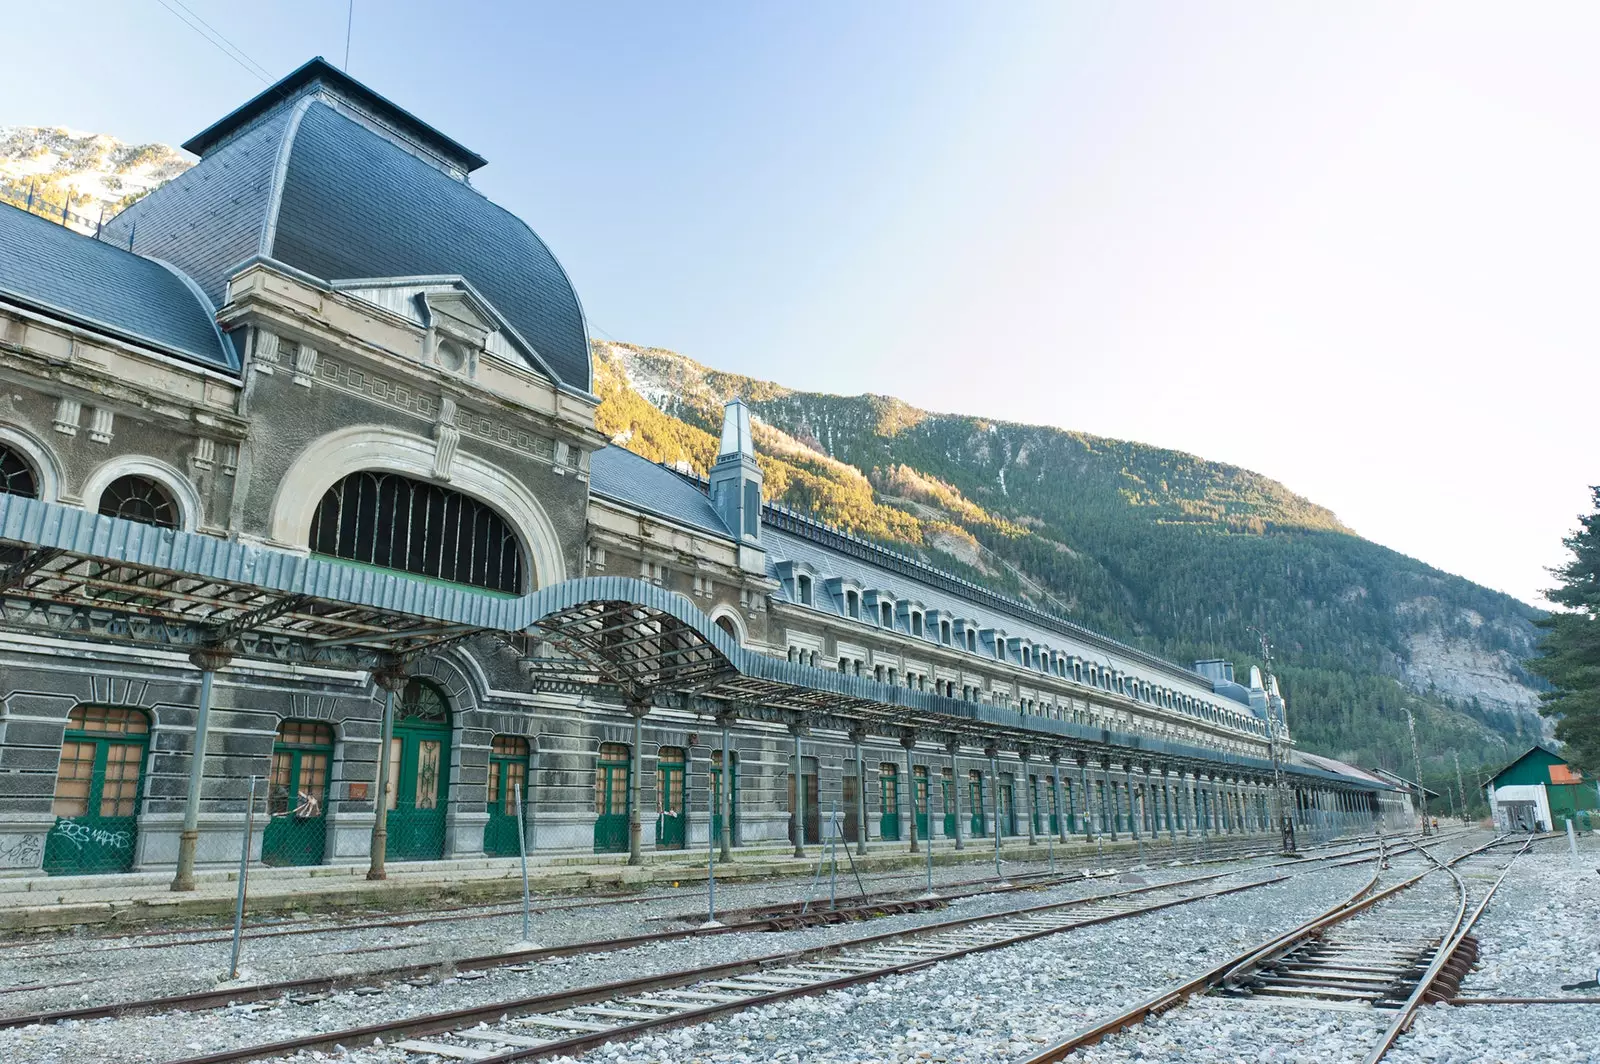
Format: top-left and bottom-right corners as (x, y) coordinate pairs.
(0, 203), (237, 371)
(588, 446), (734, 537)
(102, 61), (591, 392)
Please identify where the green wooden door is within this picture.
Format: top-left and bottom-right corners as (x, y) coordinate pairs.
(594, 742), (630, 853)
(383, 681), (451, 861)
(998, 778), (1015, 837)
(1030, 776), (1043, 836)
(942, 770), (956, 838)
(262, 721), (332, 867)
(44, 706), (148, 875)
(913, 766), (929, 840)
(655, 747), (686, 849)
(710, 749), (739, 846)
(879, 765), (900, 841)
(969, 772), (986, 837)
(483, 735), (529, 857)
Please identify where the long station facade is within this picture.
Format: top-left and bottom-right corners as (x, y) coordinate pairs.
(0, 60), (1395, 879)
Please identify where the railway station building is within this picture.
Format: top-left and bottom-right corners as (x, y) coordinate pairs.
(0, 60), (1393, 880)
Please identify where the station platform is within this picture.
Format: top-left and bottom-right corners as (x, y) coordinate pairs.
(0, 831), (1279, 931)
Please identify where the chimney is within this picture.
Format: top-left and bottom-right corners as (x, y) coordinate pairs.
(708, 399), (766, 572)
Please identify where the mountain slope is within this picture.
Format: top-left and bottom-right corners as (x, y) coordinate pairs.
(0, 126), (191, 234)
(598, 342), (1547, 784)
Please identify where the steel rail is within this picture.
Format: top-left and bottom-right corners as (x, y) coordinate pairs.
(1019, 832), (1511, 1064)
(162, 871), (1301, 1064)
(0, 864), (1256, 1030)
(2, 833), (1406, 1027)
(1361, 835), (1536, 1064)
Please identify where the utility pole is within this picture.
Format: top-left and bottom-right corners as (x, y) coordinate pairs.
(1405, 708), (1429, 836)
(1247, 626), (1295, 854)
(1454, 751), (1469, 826)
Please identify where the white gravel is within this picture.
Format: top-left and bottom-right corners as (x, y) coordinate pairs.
(0, 865), (1236, 1064)
(516, 862), (1385, 1064)
(1381, 834), (1600, 1064)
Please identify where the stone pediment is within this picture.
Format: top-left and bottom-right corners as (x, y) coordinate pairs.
(330, 275), (560, 385)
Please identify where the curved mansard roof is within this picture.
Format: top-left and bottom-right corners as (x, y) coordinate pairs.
(0, 203), (237, 371)
(102, 58), (591, 392)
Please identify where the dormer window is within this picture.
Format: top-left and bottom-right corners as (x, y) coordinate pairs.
(846, 589), (860, 619)
(881, 602), (893, 627)
(966, 630), (977, 653)
(940, 620), (952, 645)
(911, 612), (924, 637)
(796, 574), (813, 606)
(1021, 647), (1031, 669)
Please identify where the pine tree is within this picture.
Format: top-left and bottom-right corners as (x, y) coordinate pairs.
(1528, 486), (1600, 773)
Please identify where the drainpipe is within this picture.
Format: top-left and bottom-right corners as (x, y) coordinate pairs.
(1021, 748), (1036, 846)
(851, 725), (868, 856)
(171, 646), (234, 892)
(903, 733), (918, 854)
(1124, 762), (1139, 841)
(1101, 758), (1116, 841)
(366, 664), (408, 882)
(1050, 750), (1067, 843)
(789, 717), (806, 859)
(718, 710), (734, 862)
(627, 701), (648, 866)
(1079, 756), (1093, 840)
(947, 737), (964, 851)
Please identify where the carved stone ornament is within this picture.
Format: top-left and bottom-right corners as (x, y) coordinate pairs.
(291, 342), (318, 387)
(252, 330), (281, 375)
(192, 437), (216, 472)
(432, 395), (460, 480)
(88, 407), (114, 445)
(51, 397), (81, 437)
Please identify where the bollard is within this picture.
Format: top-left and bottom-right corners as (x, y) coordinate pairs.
(514, 783), (532, 941)
(226, 776), (259, 981)
(1568, 817), (1579, 861)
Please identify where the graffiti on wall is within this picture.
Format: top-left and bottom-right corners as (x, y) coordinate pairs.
(0, 833), (44, 869)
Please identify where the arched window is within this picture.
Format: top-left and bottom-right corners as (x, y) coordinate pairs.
(714, 615), (740, 643)
(98, 475), (178, 528)
(0, 443), (39, 498)
(309, 471), (523, 594)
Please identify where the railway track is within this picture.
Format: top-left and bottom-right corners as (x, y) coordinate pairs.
(1020, 832), (1546, 1064)
(147, 840), (1423, 1064)
(2, 829), (1429, 1028)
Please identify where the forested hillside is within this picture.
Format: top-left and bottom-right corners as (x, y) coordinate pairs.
(597, 342), (1546, 796)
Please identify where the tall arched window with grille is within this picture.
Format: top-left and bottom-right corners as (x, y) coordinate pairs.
(308, 471), (524, 593)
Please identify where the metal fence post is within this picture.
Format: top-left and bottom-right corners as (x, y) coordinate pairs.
(226, 775), (258, 981)
(515, 782), (531, 941)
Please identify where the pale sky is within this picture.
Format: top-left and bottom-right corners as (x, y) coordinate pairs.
(3, 2), (1591, 608)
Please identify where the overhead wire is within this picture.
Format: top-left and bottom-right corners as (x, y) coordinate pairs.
(150, 0), (273, 83)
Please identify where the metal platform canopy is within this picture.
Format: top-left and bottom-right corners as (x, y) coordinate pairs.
(0, 496), (1389, 878)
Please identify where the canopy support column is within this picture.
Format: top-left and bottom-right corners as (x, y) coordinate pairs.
(171, 647), (235, 892)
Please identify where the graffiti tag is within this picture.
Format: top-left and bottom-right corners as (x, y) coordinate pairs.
(0, 833), (44, 869)
(48, 819), (132, 852)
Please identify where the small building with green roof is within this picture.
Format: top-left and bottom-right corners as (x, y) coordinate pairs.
(1486, 744), (1599, 832)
